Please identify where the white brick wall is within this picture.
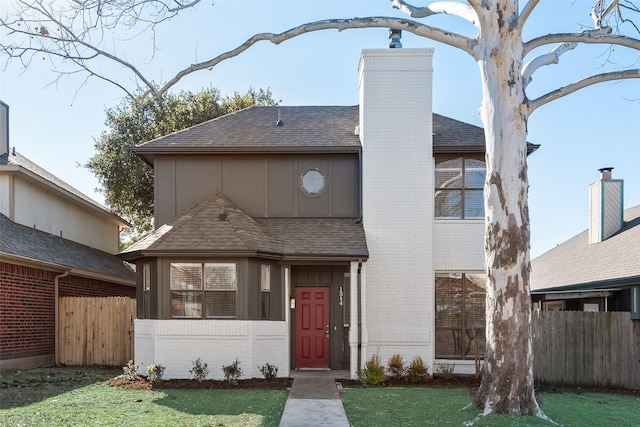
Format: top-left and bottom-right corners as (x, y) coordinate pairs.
(134, 319), (289, 380)
(433, 220), (485, 271)
(360, 49), (436, 368)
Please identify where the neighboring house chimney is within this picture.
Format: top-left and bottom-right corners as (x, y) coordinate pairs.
(589, 167), (624, 244)
(0, 101), (8, 157)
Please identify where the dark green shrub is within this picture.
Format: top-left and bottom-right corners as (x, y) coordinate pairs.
(189, 358), (210, 382)
(222, 359), (243, 385)
(387, 353), (406, 380)
(357, 354), (386, 386)
(258, 363), (279, 381)
(146, 364), (165, 382)
(122, 360), (139, 380)
(407, 356), (429, 384)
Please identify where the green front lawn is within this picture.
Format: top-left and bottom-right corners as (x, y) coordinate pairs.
(342, 387), (640, 426)
(0, 370), (287, 427)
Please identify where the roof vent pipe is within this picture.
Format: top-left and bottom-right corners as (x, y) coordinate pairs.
(388, 29), (402, 48)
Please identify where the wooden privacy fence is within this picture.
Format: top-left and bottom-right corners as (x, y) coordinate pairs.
(58, 297), (136, 367)
(533, 311), (640, 390)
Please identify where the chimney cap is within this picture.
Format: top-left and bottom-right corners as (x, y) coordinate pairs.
(388, 28), (402, 49)
(598, 167), (614, 173)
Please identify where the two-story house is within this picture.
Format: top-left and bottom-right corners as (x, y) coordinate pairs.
(119, 47), (538, 380)
(0, 101), (136, 371)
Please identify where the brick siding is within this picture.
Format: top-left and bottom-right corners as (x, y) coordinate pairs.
(0, 261), (135, 361)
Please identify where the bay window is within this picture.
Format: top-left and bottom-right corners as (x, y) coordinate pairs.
(170, 262), (237, 319)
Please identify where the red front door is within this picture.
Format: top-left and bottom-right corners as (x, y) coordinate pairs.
(295, 287), (330, 369)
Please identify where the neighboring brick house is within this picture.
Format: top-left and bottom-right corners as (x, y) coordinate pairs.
(531, 168), (640, 317)
(119, 48), (538, 379)
(0, 101), (136, 371)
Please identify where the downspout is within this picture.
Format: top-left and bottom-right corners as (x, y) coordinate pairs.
(355, 148), (363, 224)
(54, 269), (70, 366)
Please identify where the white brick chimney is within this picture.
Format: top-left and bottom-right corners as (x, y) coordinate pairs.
(589, 167), (624, 244)
(359, 47), (435, 365)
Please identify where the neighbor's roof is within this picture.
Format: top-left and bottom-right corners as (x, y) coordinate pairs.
(0, 150), (129, 227)
(0, 214), (135, 283)
(530, 204), (640, 292)
(133, 105), (536, 163)
(119, 193), (368, 262)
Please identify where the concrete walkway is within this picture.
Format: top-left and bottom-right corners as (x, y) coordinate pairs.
(279, 370), (351, 427)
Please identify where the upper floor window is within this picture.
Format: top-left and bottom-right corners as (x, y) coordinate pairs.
(170, 262), (237, 319)
(435, 157), (485, 219)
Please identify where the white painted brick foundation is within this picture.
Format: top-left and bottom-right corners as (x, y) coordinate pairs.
(134, 319), (289, 380)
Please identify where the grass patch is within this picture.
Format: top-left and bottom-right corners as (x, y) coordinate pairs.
(342, 387), (640, 426)
(0, 369), (287, 427)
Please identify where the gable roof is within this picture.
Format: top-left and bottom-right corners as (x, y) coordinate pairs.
(119, 193), (368, 262)
(530, 204), (640, 292)
(0, 213), (135, 283)
(133, 106), (362, 161)
(133, 105), (534, 163)
(0, 150), (129, 227)
(121, 193), (283, 258)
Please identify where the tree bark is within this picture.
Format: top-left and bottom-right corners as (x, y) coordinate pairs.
(472, 0), (540, 416)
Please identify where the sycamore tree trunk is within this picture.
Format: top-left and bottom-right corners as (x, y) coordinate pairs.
(473, 0), (540, 416)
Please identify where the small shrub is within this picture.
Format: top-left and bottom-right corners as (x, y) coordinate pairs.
(146, 364), (165, 383)
(407, 356), (429, 384)
(189, 358), (210, 382)
(387, 353), (406, 380)
(258, 363), (279, 381)
(222, 359), (243, 385)
(357, 354), (386, 386)
(122, 360), (139, 381)
(435, 362), (455, 380)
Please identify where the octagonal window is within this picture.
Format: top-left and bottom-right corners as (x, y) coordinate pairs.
(301, 169), (326, 195)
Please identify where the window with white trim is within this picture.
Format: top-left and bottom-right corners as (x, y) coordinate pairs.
(142, 262), (151, 318)
(435, 272), (486, 359)
(435, 157), (485, 219)
(170, 262), (237, 319)
(260, 264), (271, 320)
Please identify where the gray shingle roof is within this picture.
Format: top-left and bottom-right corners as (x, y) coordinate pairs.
(0, 214), (135, 281)
(133, 106), (519, 160)
(120, 193), (368, 261)
(121, 193), (283, 256)
(134, 106), (362, 158)
(530, 205), (640, 291)
(256, 217), (369, 258)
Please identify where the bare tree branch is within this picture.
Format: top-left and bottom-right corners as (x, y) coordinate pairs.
(153, 17), (474, 98)
(524, 31), (640, 55)
(529, 68), (640, 112)
(519, 0), (541, 29)
(391, 0), (479, 28)
(522, 42), (578, 89)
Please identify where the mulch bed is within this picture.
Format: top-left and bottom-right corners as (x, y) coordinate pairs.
(108, 374), (480, 391)
(108, 375), (294, 390)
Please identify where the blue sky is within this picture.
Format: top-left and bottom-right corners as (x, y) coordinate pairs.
(1, 0), (638, 258)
